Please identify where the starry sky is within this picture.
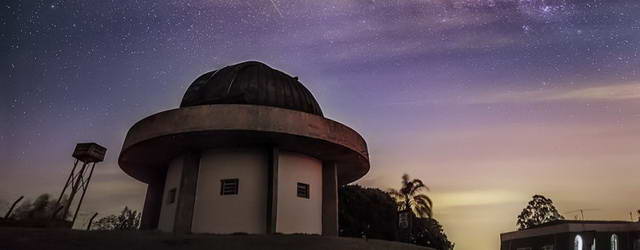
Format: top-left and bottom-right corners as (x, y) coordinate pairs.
(2, 0), (640, 249)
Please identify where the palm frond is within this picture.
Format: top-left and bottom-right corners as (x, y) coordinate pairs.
(414, 194), (433, 208)
(414, 204), (433, 218)
(414, 200), (433, 218)
(393, 174), (434, 218)
(396, 201), (407, 211)
(409, 179), (430, 195)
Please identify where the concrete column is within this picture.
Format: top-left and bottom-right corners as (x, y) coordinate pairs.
(266, 146), (279, 234)
(173, 152), (201, 233)
(322, 162), (339, 236)
(140, 167), (166, 230)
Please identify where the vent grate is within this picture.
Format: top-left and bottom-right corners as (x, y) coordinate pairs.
(297, 182), (310, 199)
(220, 179), (239, 195)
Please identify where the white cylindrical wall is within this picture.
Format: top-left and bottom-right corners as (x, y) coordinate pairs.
(191, 148), (268, 234)
(276, 151), (323, 234)
(158, 155), (183, 232)
(158, 148), (323, 234)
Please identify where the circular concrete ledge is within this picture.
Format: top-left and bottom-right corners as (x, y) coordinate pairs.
(118, 104), (369, 185)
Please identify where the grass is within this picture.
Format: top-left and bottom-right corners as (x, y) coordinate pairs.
(0, 227), (431, 250)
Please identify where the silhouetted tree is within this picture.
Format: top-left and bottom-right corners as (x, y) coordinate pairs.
(339, 185), (398, 241)
(387, 175), (453, 250)
(517, 194), (564, 230)
(11, 193), (68, 221)
(92, 206), (140, 231)
(389, 174), (433, 218)
(339, 179), (454, 250)
(413, 217), (455, 250)
(2, 193), (70, 228)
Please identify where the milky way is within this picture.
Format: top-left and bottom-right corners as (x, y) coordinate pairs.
(2, 1), (640, 250)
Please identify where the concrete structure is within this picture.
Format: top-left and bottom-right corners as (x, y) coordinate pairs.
(501, 220), (640, 250)
(118, 61), (370, 235)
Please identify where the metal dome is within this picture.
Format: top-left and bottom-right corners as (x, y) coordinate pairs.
(180, 61), (323, 116)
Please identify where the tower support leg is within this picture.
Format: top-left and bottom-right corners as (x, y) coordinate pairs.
(71, 162), (97, 226)
(62, 162), (88, 220)
(51, 159), (79, 220)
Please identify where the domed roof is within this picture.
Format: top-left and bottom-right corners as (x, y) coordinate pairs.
(180, 61), (323, 116)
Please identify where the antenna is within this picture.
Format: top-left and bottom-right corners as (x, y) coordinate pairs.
(51, 143), (106, 227)
(564, 209), (600, 220)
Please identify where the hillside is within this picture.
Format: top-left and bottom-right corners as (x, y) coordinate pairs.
(0, 227), (432, 250)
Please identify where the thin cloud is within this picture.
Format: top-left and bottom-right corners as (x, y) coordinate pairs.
(431, 189), (525, 209)
(471, 83), (640, 104)
(547, 83), (640, 101)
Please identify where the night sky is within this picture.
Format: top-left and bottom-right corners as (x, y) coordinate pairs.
(2, 0), (640, 249)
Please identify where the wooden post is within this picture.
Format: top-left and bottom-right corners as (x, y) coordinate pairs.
(4, 196), (24, 219)
(87, 212), (98, 231)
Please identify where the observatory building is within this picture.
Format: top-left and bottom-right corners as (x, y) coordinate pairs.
(119, 61), (370, 235)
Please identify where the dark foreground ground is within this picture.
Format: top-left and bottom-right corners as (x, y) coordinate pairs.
(0, 227), (431, 250)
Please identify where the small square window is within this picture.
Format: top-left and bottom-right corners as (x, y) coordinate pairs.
(220, 178), (239, 195)
(297, 183), (310, 199)
(167, 188), (177, 204)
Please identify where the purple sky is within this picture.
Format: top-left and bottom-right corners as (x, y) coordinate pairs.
(2, 1), (640, 249)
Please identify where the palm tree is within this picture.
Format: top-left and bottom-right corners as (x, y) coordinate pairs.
(389, 174), (433, 218)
